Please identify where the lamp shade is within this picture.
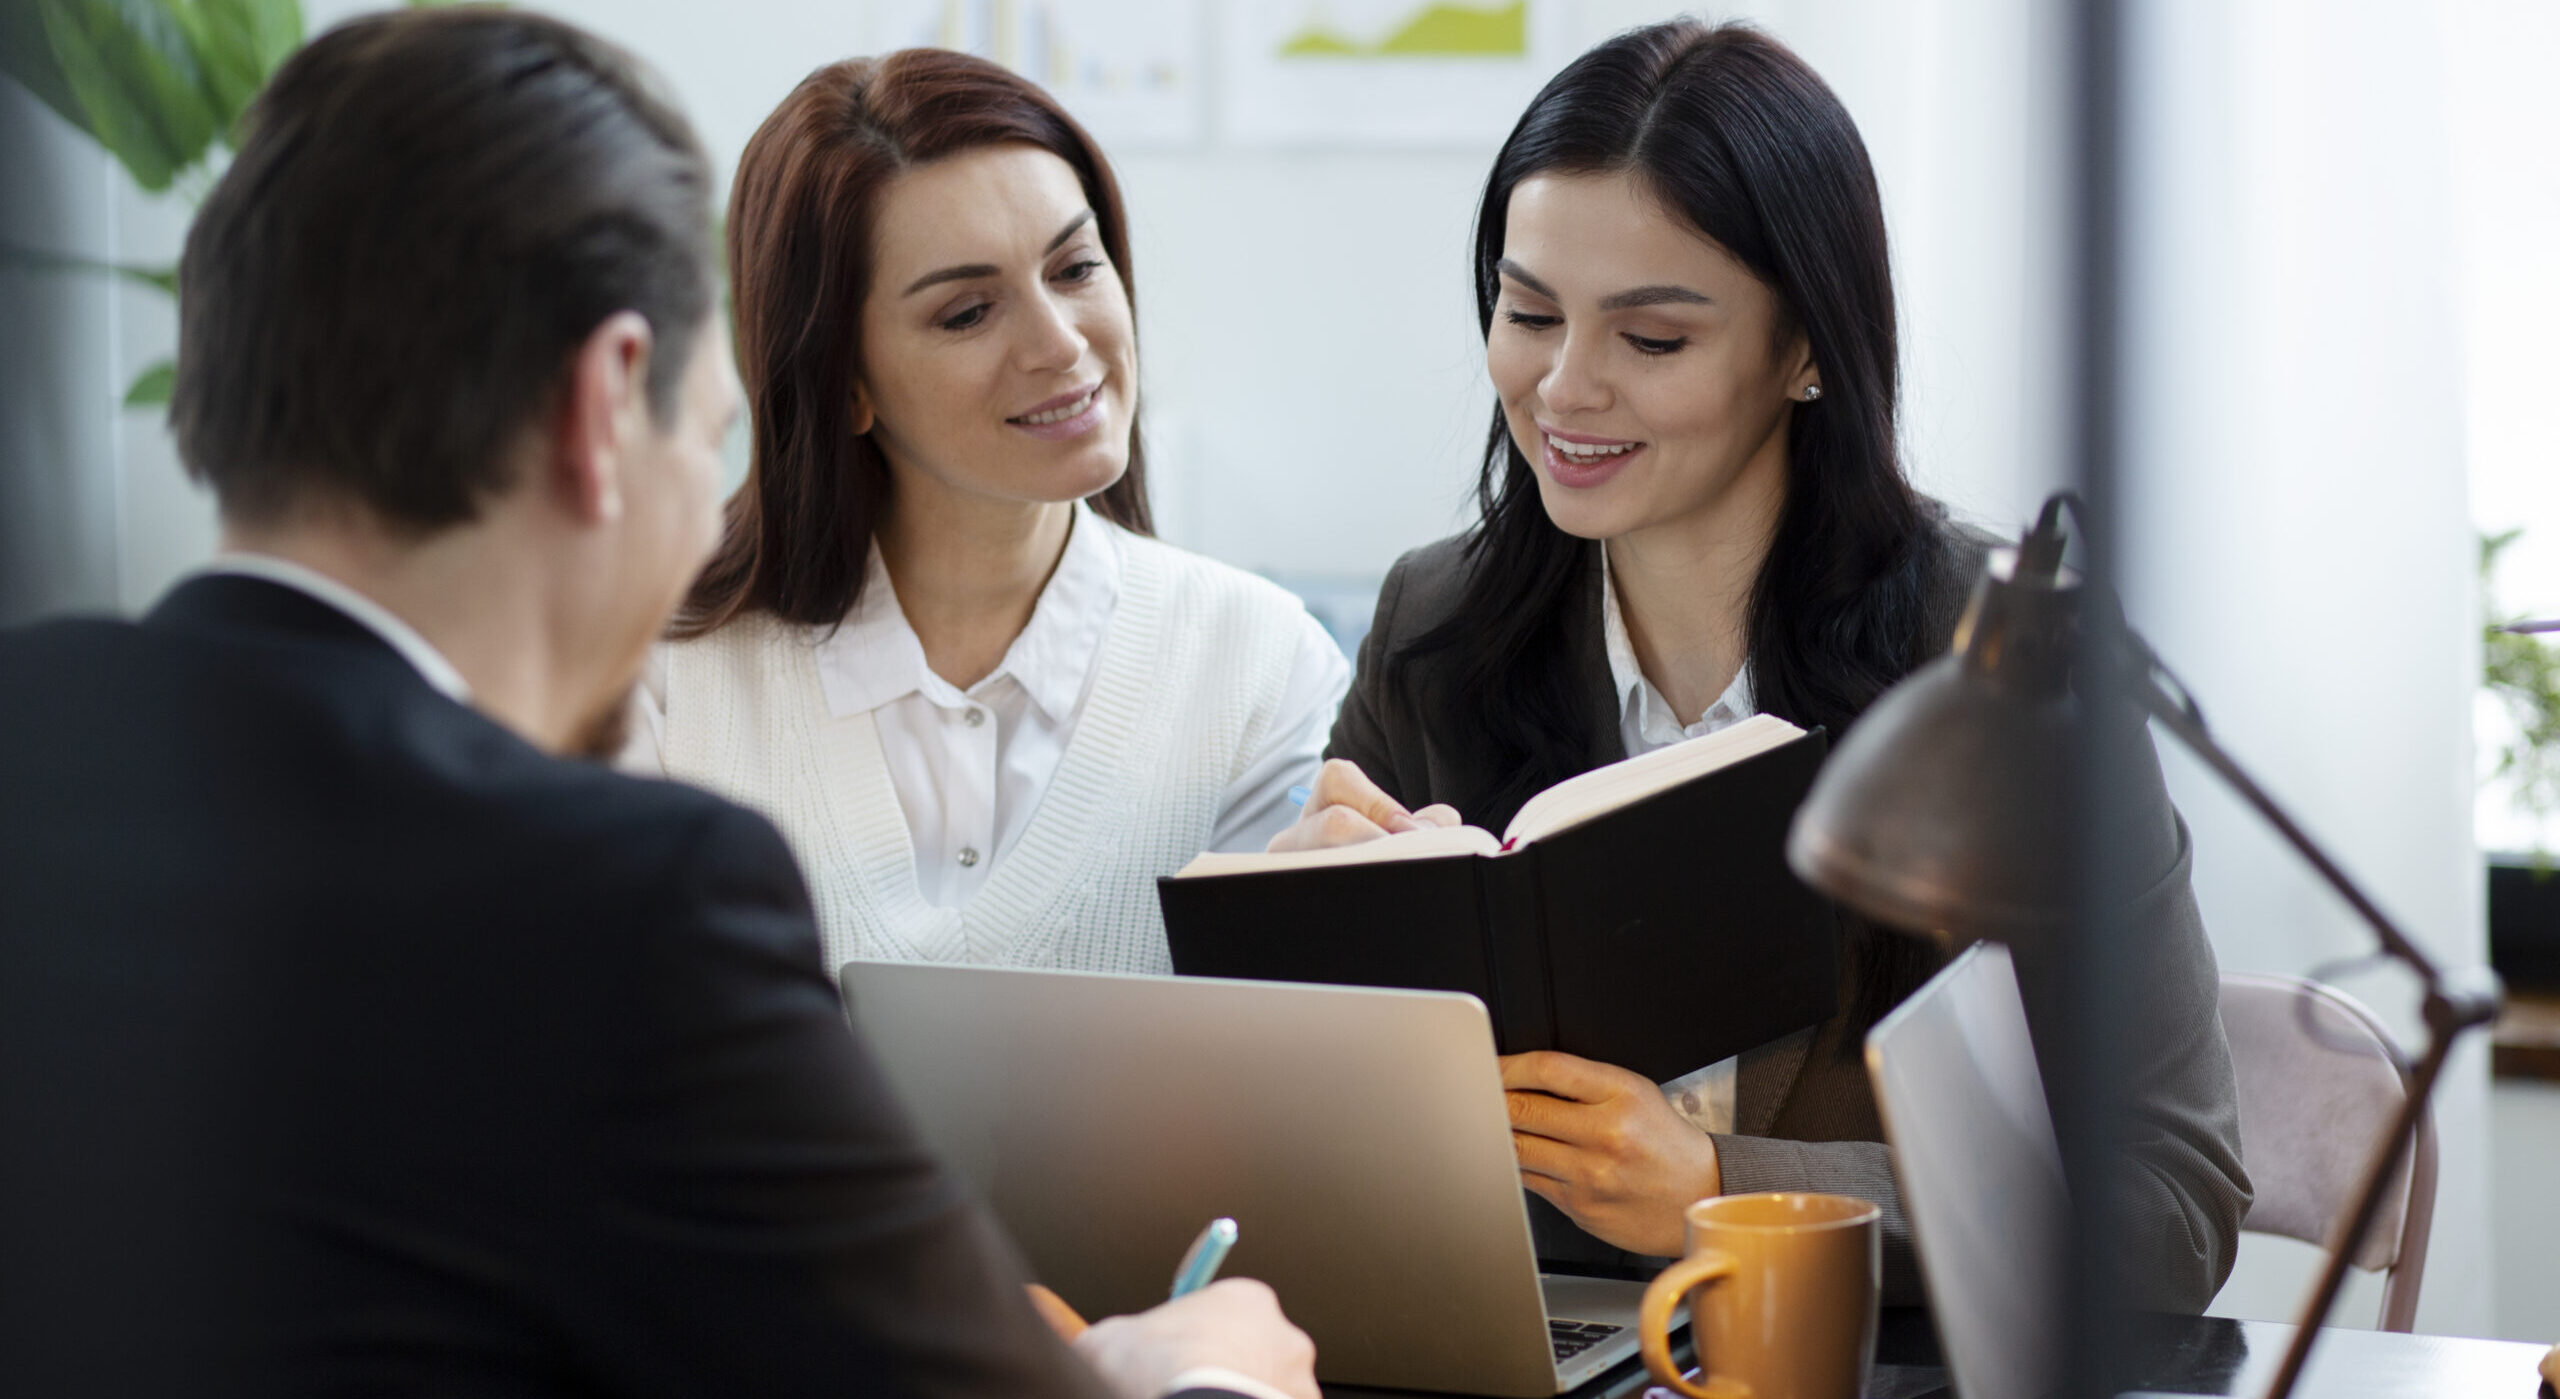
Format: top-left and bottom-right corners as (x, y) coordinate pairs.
(1785, 547), (2083, 943)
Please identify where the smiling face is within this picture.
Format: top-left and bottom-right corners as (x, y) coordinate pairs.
(1486, 169), (1817, 544)
(854, 144), (1135, 512)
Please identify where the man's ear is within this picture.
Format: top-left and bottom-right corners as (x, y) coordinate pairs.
(554, 311), (657, 525)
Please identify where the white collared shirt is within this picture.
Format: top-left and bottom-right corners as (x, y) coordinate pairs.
(1599, 542), (1747, 1137)
(1598, 544), (1754, 757)
(199, 553), (472, 701)
(633, 505), (1348, 910)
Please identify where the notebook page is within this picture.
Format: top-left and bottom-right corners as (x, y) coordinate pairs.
(1501, 714), (1806, 847)
(1173, 823), (1505, 878)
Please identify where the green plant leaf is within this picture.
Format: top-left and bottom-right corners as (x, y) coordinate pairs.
(0, 2), (92, 133)
(2483, 527), (2560, 840)
(121, 258), (177, 295)
(123, 357), (176, 407)
(2483, 528), (2523, 576)
(0, 240), (178, 295)
(185, 0), (301, 138)
(38, 0), (222, 192)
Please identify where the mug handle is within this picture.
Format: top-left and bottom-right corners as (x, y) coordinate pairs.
(1639, 1249), (1749, 1399)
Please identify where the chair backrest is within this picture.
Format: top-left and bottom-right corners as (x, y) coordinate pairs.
(2217, 973), (2436, 1331)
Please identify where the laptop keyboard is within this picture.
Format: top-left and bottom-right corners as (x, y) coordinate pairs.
(1548, 1318), (1625, 1362)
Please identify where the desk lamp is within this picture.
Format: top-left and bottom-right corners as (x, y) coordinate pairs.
(1785, 492), (2501, 1399)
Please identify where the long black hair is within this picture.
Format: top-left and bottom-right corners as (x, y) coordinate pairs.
(1404, 20), (1943, 1026)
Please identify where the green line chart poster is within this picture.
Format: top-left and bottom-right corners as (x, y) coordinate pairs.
(1225, 1), (1566, 146)
(1278, 2), (1528, 60)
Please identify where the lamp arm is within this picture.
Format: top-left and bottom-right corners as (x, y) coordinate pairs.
(2097, 624), (2498, 1399)
(1994, 493), (2496, 1393)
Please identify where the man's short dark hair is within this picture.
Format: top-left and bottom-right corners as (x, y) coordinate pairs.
(172, 9), (716, 529)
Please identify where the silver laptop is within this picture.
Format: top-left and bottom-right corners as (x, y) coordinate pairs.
(838, 960), (1666, 1396)
(1865, 941), (2069, 1399)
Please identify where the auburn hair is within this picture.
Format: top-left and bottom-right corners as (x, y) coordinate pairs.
(677, 50), (1151, 636)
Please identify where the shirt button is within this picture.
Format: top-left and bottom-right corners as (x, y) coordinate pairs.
(965, 708), (986, 728)
(957, 847), (980, 868)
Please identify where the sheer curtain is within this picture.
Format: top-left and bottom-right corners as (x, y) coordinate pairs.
(2117, 0), (2486, 1336)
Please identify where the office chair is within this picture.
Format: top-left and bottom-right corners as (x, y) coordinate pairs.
(2219, 973), (2437, 1331)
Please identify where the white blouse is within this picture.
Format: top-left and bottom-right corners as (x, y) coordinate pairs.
(1599, 542), (1751, 1137)
(629, 504), (1348, 909)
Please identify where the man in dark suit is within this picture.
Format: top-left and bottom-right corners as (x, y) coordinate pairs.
(0, 11), (1314, 1398)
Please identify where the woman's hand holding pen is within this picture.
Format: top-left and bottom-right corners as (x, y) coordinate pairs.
(1500, 1051), (1721, 1260)
(1265, 759), (1462, 852)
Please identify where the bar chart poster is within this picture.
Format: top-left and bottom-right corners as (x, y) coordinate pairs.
(1220, 0), (1575, 146)
(875, 0), (1202, 148)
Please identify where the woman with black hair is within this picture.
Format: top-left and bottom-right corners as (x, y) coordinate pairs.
(1271, 20), (2248, 1310)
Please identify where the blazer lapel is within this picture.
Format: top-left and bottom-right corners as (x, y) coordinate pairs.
(1735, 1026), (1817, 1136)
(1566, 542), (1628, 769)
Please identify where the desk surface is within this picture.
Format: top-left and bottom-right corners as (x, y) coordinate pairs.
(1322, 1309), (2556, 1398)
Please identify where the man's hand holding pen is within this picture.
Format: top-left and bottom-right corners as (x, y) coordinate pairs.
(1029, 1219), (1315, 1399)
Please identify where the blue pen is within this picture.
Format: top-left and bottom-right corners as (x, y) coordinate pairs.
(1169, 1217), (1239, 1299)
(1287, 784), (1313, 809)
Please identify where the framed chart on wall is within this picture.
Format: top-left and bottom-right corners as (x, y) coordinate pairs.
(1218, 0), (1577, 147)
(872, 0), (1204, 148)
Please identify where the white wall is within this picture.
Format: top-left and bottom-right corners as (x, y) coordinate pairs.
(78, 0), (2070, 606)
(9, 0), (2517, 1339)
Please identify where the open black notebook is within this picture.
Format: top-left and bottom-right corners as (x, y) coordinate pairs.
(1158, 716), (1839, 1083)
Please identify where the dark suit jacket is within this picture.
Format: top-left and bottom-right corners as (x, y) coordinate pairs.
(0, 575), (1240, 1398)
(1327, 518), (2250, 1312)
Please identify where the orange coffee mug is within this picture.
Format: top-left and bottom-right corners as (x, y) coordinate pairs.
(1638, 1192), (1881, 1399)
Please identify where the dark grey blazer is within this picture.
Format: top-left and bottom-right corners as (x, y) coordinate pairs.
(1326, 518), (2250, 1311)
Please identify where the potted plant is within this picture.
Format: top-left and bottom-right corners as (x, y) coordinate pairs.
(1, 0), (318, 405)
(2482, 529), (2560, 990)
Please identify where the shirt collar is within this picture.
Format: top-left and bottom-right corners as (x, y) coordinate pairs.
(813, 550), (937, 717)
(1599, 540), (1754, 748)
(199, 553), (472, 701)
(812, 502), (1121, 722)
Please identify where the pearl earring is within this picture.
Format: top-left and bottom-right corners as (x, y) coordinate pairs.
(1802, 385), (1823, 402)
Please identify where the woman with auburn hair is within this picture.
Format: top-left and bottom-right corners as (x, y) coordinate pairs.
(628, 51), (1346, 976)
(1271, 21), (2247, 1311)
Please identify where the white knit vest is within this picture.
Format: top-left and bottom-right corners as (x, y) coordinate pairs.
(658, 530), (1304, 977)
